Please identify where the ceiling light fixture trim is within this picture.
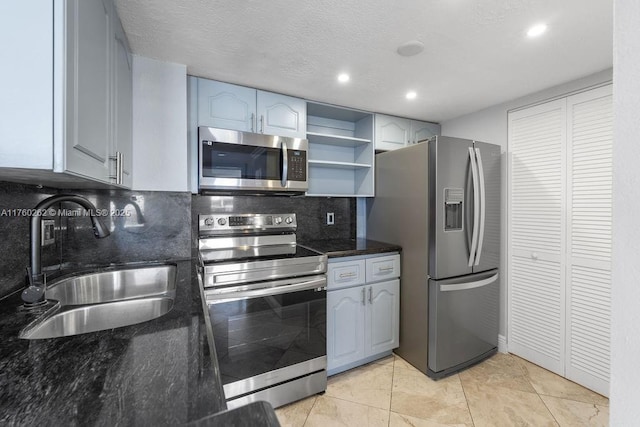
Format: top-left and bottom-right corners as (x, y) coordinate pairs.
(397, 40), (425, 57)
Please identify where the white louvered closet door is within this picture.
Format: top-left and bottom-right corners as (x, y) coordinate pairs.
(566, 85), (612, 396)
(508, 85), (612, 397)
(508, 99), (566, 376)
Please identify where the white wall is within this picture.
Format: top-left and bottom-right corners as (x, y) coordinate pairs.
(132, 56), (188, 192)
(611, 0), (640, 423)
(441, 69), (612, 339)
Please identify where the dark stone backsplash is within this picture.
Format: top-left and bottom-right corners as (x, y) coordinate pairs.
(191, 195), (355, 245)
(0, 181), (357, 299)
(0, 181), (191, 299)
(0, 182), (59, 299)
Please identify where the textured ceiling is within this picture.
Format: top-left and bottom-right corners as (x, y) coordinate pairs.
(115, 0), (612, 123)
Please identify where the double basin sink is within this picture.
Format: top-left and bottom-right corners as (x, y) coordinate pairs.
(19, 264), (177, 340)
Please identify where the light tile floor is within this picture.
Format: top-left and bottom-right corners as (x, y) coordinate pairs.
(275, 353), (609, 427)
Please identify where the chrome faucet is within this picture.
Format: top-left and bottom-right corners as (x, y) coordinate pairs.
(22, 194), (111, 306)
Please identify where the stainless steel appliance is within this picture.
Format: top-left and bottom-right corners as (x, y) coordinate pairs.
(198, 213), (328, 409)
(198, 126), (308, 194)
(367, 136), (500, 379)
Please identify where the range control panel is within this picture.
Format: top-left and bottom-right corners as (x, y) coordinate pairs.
(199, 213), (297, 234)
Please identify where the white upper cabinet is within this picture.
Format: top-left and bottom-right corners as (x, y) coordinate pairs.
(375, 114), (411, 151)
(111, 6), (133, 188)
(375, 114), (441, 150)
(197, 80), (256, 132)
(257, 91), (306, 138)
(65, 0), (111, 183)
(409, 120), (441, 145)
(0, 0), (133, 188)
(196, 78), (306, 138)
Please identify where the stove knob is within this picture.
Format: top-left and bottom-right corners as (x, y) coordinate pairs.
(217, 218), (227, 226)
(204, 217), (214, 226)
(274, 217), (282, 225)
(285, 216), (293, 224)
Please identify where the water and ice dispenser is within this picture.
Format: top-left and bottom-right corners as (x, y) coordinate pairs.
(444, 188), (463, 231)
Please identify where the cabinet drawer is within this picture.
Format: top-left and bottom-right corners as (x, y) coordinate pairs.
(327, 260), (366, 290)
(366, 254), (400, 282)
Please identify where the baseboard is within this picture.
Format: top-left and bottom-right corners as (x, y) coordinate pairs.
(498, 334), (507, 353)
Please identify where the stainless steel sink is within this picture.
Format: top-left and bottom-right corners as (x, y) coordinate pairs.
(45, 265), (176, 305)
(19, 264), (177, 340)
(19, 297), (174, 339)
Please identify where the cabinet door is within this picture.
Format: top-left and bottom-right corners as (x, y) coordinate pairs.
(410, 120), (440, 145)
(197, 79), (256, 132)
(65, 0), (112, 182)
(257, 91), (306, 138)
(366, 280), (400, 355)
(375, 114), (411, 151)
(112, 15), (132, 187)
(508, 99), (566, 376)
(327, 287), (366, 370)
(565, 85), (612, 396)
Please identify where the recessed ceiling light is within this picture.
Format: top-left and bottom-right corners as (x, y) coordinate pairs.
(526, 23), (548, 38)
(406, 91), (417, 100)
(397, 40), (425, 57)
(337, 73), (350, 83)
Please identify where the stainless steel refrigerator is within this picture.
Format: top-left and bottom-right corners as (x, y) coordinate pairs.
(367, 136), (500, 378)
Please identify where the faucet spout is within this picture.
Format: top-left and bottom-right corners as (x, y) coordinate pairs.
(22, 194), (111, 305)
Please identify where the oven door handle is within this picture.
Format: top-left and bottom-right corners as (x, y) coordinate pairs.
(205, 276), (326, 303)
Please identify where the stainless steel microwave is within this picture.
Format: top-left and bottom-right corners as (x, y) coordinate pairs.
(198, 126), (308, 194)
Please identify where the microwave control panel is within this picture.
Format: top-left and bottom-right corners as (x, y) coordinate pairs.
(288, 150), (307, 181)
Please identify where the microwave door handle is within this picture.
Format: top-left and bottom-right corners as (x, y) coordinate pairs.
(281, 141), (288, 187)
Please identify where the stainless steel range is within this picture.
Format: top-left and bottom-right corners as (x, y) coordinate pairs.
(198, 213), (328, 409)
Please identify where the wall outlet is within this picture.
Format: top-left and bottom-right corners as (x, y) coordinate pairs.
(326, 212), (335, 225)
(41, 219), (55, 246)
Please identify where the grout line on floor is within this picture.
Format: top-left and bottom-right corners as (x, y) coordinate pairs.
(458, 373), (476, 427)
(387, 354), (395, 427)
(536, 391), (561, 426)
(301, 395), (318, 427)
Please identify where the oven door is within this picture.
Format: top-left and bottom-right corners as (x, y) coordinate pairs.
(199, 126), (308, 193)
(205, 275), (327, 400)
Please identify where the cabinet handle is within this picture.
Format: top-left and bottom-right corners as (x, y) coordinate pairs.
(109, 151), (123, 185)
(260, 115), (264, 133)
(368, 287), (372, 304)
(250, 113), (255, 132)
(361, 288), (365, 306)
(377, 266), (394, 273)
(339, 272), (356, 278)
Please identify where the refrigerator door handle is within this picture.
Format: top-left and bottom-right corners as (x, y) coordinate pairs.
(440, 273), (499, 292)
(474, 147), (486, 266)
(468, 147), (480, 267)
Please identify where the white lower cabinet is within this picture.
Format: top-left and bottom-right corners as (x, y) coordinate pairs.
(327, 253), (400, 375)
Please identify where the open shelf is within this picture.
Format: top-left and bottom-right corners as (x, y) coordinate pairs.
(306, 102), (375, 197)
(309, 160), (372, 169)
(307, 132), (371, 147)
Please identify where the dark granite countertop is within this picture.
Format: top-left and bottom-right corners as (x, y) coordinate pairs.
(0, 259), (230, 426)
(300, 238), (402, 258)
